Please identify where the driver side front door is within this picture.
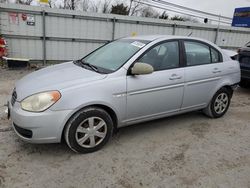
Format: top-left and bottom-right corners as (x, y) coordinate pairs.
(125, 40), (185, 124)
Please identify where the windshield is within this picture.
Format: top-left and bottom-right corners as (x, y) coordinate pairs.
(246, 41), (250, 47)
(82, 39), (150, 73)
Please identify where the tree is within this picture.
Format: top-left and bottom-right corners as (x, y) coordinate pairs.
(140, 6), (159, 18)
(54, 0), (64, 8)
(87, 0), (110, 13)
(48, 0), (53, 8)
(79, 0), (89, 11)
(63, 0), (80, 10)
(71, 0), (75, 10)
(171, 15), (185, 21)
(182, 16), (199, 23)
(100, 0), (111, 13)
(159, 11), (168, 20)
(128, 0), (144, 16)
(16, 0), (33, 5)
(89, 1), (99, 12)
(110, 3), (129, 15)
(170, 15), (199, 23)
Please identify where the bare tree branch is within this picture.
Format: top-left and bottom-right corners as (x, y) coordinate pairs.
(80, 0), (89, 11)
(128, 0), (143, 16)
(101, 0), (111, 13)
(90, 1), (99, 12)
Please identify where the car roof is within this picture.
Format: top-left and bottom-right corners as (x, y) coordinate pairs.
(123, 35), (207, 42)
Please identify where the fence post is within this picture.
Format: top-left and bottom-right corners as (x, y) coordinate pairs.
(42, 10), (46, 65)
(214, 27), (219, 44)
(172, 23), (176, 35)
(112, 17), (116, 40)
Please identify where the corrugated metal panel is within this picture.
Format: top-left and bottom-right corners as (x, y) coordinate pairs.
(46, 16), (113, 40)
(1, 3), (250, 61)
(175, 28), (216, 42)
(217, 31), (250, 47)
(115, 22), (173, 38)
(1, 11), (43, 36)
(46, 41), (102, 60)
(5, 38), (43, 59)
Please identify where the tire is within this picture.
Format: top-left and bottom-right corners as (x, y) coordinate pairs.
(64, 107), (113, 153)
(203, 87), (232, 118)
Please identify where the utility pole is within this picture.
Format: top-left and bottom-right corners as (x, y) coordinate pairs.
(214, 14), (221, 44)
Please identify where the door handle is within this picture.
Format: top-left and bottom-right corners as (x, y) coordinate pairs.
(169, 74), (182, 80)
(212, 68), (221, 73)
(212, 70), (221, 73)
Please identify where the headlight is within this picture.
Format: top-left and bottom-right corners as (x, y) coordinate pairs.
(21, 91), (61, 112)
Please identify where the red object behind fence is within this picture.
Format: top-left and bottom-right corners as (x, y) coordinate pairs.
(0, 37), (7, 58)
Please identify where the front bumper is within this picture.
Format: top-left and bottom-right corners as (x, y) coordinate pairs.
(9, 100), (72, 143)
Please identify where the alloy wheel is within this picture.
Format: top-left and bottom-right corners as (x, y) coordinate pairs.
(75, 117), (107, 148)
(214, 93), (229, 114)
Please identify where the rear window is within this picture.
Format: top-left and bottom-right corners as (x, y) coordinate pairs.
(184, 40), (222, 66)
(211, 48), (220, 63)
(184, 41), (211, 66)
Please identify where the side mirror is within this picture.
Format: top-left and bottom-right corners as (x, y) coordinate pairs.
(131, 62), (154, 75)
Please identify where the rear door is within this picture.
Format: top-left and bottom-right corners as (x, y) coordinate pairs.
(181, 40), (224, 110)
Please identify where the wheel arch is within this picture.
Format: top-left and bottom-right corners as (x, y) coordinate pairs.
(204, 85), (233, 118)
(222, 85), (234, 98)
(206, 81), (235, 108)
(61, 103), (118, 142)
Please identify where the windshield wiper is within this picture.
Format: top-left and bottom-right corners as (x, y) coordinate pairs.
(75, 59), (101, 73)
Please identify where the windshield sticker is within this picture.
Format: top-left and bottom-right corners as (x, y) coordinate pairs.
(131, 41), (146, 48)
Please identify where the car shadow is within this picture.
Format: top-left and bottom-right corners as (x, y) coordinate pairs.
(113, 111), (207, 139)
(12, 111), (207, 156)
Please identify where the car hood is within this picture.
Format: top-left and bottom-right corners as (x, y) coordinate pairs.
(15, 62), (107, 101)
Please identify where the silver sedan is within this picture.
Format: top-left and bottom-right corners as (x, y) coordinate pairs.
(8, 35), (240, 153)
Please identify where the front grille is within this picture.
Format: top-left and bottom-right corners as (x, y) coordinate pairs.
(13, 123), (33, 138)
(11, 89), (17, 106)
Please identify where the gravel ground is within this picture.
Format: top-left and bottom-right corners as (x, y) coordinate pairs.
(0, 68), (250, 188)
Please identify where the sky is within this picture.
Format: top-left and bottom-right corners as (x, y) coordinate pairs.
(165, 0), (250, 18)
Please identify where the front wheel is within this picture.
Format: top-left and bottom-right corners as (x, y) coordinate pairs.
(64, 107), (113, 153)
(203, 88), (232, 118)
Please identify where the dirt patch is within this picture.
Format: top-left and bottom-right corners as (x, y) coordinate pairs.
(230, 111), (250, 121)
(189, 122), (211, 138)
(151, 144), (189, 176)
(179, 176), (199, 187)
(117, 178), (133, 188)
(216, 155), (250, 172)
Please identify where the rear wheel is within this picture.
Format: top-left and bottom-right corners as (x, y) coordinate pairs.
(64, 107), (113, 153)
(203, 88), (231, 118)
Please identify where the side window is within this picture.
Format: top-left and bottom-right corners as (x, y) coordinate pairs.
(184, 41), (211, 66)
(138, 41), (179, 71)
(211, 48), (220, 63)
